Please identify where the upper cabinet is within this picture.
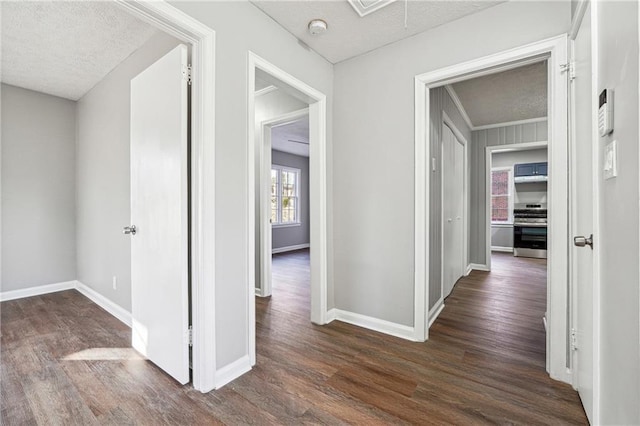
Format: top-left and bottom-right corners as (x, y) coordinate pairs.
(515, 161), (547, 177)
(514, 162), (548, 183)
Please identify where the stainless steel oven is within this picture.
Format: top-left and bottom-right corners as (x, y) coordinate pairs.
(513, 204), (547, 259)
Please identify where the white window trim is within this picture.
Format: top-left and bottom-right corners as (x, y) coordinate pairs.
(490, 166), (515, 225)
(271, 164), (301, 226)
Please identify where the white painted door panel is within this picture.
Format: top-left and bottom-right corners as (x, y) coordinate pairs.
(572, 4), (595, 422)
(130, 44), (189, 385)
(443, 124), (465, 298)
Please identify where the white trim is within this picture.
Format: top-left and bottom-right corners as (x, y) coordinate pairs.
(213, 355), (252, 390)
(486, 140), (549, 271)
(444, 85), (474, 130)
(270, 164), (301, 226)
(0, 281), (76, 302)
(569, 0), (590, 40)
(255, 85), (277, 97)
(272, 223), (301, 229)
(428, 299), (445, 328)
(255, 287), (266, 297)
(272, 243), (310, 254)
(115, 0), (217, 393)
(491, 246), (514, 253)
(465, 264), (472, 276)
(248, 52), (329, 370)
(472, 116), (547, 131)
(75, 281), (132, 327)
(469, 263), (490, 272)
(440, 112), (469, 303)
(327, 308), (416, 341)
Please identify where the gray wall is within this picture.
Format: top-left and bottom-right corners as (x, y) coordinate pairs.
(271, 150), (310, 249)
(1, 84), (76, 291)
(76, 32), (180, 312)
(171, 1), (334, 369)
(333, 0), (569, 327)
(470, 120), (548, 264)
(490, 148), (548, 249)
(428, 87), (472, 310)
(596, 1), (640, 423)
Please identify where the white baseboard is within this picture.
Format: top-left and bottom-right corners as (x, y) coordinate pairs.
(0, 280), (76, 302)
(491, 246), (514, 253)
(272, 243), (310, 254)
(469, 263), (490, 272)
(327, 308), (415, 341)
(428, 299), (445, 328)
(75, 281), (132, 327)
(465, 264), (472, 276)
(214, 355), (252, 389)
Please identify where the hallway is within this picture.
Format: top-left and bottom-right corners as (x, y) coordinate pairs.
(1, 250), (587, 424)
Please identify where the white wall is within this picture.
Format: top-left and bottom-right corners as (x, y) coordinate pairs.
(1, 84), (76, 291)
(333, 1), (570, 327)
(169, 1), (334, 369)
(76, 32), (180, 312)
(596, 1), (640, 423)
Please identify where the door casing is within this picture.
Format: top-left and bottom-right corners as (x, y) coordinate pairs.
(414, 35), (571, 383)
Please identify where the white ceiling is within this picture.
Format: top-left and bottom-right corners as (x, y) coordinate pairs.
(1, 1), (158, 101)
(450, 61), (548, 127)
(250, 0), (504, 64)
(272, 117), (310, 157)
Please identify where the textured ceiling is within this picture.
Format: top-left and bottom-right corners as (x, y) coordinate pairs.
(250, 0), (504, 64)
(1, 1), (158, 100)
(272, 117), (310, 157)
(451, 61), (548, 127)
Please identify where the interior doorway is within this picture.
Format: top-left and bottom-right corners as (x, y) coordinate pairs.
(415, 35), (571, 384)
(247, 53), (328, 367)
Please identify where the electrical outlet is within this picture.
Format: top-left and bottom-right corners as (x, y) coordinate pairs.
(112, 276), (117, 290)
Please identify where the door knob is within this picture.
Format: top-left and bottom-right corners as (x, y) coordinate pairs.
(574, 234), (593, 249)
(447, 218), (452, 222)
(123, 225), (137, 235)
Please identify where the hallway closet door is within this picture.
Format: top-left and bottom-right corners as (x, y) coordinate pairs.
(442, 123), (465, 298)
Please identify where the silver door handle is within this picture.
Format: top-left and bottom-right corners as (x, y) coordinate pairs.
(123, 225), (137, 235)
(574, 234), (593, 249)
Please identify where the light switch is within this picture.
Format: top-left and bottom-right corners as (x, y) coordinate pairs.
(603, 140), (617, 180)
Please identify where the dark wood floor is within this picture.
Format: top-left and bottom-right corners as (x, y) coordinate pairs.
(1, 250), (587, 424)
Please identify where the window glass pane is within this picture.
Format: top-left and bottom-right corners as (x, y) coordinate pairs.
(281, 197), (297, 223)
(271, 169), (278, 196)
(491, 170), (509, 196)
(271, 197), (277, 223)
(282, 171), (296, 197)
(491, 195), (509, 222)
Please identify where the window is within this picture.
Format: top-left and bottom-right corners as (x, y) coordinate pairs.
(491, 167), (514, 224)
(271, 165), (300, 226)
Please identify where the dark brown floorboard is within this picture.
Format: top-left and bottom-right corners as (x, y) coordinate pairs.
(1, 250), (587, 424)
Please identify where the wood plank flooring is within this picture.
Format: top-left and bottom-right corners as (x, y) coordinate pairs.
(1, 250), (587, 424)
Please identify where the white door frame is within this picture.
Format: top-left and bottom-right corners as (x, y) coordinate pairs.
(485, 140), (549, 266)
(247, 52), (328, 366)
(115, 1), (217, 393)
(257, 108), (310, 298)
(414, 34), (571, 383)
(437, 112), (468, 313)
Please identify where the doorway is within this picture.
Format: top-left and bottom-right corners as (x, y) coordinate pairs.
(414, 35), (571, 383)
(247, 53), (328, 367)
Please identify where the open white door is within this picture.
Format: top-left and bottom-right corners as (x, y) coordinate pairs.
(571, 3), (597, 422)
(129, 44), (190, 384)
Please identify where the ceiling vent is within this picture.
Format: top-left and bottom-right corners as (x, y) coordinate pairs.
(347, 0), (398, 17)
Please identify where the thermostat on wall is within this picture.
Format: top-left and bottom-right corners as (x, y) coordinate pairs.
(598, 89), (614, 137)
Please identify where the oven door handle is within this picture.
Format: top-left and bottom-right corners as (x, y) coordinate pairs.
(513, 222), (548, 227)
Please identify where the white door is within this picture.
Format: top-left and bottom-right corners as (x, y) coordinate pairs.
(130, 44), (190, 384)
(571, 4), (596, 422)
(443, 124), (465, 298)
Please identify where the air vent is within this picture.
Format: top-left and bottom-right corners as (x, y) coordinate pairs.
(347, 0), (397, 17)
